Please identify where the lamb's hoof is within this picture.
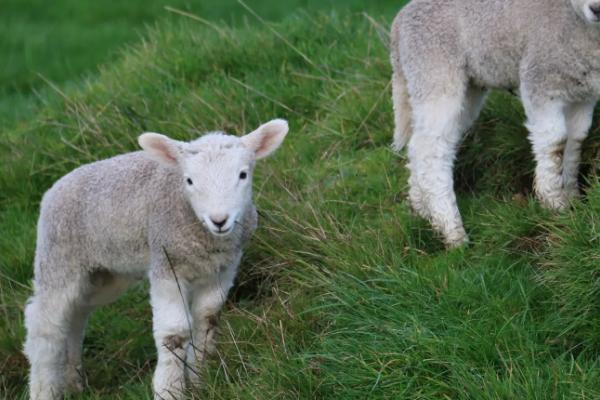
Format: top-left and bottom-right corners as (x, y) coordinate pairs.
(187, 364), (203, 387)
(65, 365), (86, 393)
(408, 201), (431, 221)
(564, 187), (581, 203)
(537, 189), (573, 211)
(539, 197), (569, 212)
(154, 386), (185, 400)
(444, 231), (469, 250)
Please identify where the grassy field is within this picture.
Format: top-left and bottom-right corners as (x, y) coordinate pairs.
(2, 1), (600, 399)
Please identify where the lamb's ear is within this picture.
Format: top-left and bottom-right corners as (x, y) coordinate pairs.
(138, 133), (184, 166)
(241, 119), (289, 160)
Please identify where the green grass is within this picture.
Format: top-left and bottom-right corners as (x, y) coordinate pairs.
(0, 0), (401, 125)
(2, 1), (600, 399)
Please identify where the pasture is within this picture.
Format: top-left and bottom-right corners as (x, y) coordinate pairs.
(2, 1), (600, 398)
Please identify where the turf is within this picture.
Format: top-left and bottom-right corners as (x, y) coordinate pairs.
(2, 1), (600, 399)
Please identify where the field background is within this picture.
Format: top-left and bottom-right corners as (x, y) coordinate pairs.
(2, 1), (600, 398)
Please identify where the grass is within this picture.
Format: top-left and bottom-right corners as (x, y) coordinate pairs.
(0, 0), (401, 125)
(2, 1), (600, 399)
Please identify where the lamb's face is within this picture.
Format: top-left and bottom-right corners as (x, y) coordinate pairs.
(571, 0), (600, 24)
(138, 119), (288, 237)
(181, 137), (255, 236)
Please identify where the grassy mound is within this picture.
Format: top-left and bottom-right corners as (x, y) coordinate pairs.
(2, 5), (600, 399)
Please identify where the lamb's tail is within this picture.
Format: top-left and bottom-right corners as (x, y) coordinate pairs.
(390, 29), (412, 152)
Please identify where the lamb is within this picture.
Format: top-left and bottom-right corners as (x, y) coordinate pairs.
(23, 119), (289, 400)
(390, 0), (600, 247)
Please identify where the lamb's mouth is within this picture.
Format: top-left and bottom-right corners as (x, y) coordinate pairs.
(200, 214), (238, 237)
(211, 227), (232, 237)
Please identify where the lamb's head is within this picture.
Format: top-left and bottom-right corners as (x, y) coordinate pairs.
(138, 119), (288, 237)
(571, 0), (600, 24)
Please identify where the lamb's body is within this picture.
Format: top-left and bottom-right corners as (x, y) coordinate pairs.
(35, 152), (254, 286)
(391, 0), (600, 246)
(24, 120), (288, 400)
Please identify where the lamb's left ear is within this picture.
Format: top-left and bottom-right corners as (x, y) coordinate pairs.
(241, 119), (289, 160)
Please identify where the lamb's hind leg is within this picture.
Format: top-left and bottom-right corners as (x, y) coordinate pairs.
(563, 101), (595, 199)
(408, 85), (479, 248)
(523, 97), (570, 209)
(460, 86), (488, 134)
(24, 273), (87, 400)
(64, 305), (92, 393)
(64, 270), (132, 392)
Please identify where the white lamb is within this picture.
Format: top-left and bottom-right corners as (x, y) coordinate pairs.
(391, 0), (600, 247)
(23, 119), (289, 400)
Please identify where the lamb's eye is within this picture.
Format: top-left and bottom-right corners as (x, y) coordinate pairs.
(239, 171), (248, 180)
(186, 177), (193, 185)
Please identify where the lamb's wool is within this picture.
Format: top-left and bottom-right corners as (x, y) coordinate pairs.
(391, 0), (600, 247)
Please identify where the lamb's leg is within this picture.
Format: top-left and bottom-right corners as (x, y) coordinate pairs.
(407, 89), (471, 248)
(563, 101), (595, 199)
(63, 270), (131, 392)
(186, 259), (238, 386)
(186, 289), (226, 386)
(24, 281), (85, 400)
(150, 276), (193, 400)
(523, 98), (570, 209)
(65, 305), (92, 393)
(460, 86), (488, 133)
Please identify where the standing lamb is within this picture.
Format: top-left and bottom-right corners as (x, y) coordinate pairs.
(391, 0), (600, 247)
(23, 119), (289, 400)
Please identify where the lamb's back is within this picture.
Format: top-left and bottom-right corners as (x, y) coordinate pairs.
(396, 0), (573, 90)
(37, 152), (175, 272)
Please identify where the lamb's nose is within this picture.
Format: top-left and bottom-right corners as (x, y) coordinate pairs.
(590, 3), (600, 17)
(210, 215), (229, 229)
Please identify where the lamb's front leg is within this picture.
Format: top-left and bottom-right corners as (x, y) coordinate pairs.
(187, 259), (239, 386)
(523, 97), (570, 210)
(150, 276), (193, 400)
(185, 288), (226, 386)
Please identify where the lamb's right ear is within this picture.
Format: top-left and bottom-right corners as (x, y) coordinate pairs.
(138, 133), (184, 166)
